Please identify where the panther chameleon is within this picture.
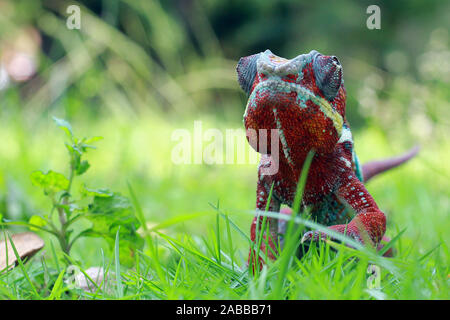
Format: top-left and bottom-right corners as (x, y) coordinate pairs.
(236, 49), (418, 268)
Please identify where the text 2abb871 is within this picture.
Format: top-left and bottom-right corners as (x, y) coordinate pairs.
(220, 304), (271, 315)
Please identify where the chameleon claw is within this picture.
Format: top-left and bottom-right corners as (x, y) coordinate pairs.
(301, 229), (344, 244)
(301, 230), (324, 244)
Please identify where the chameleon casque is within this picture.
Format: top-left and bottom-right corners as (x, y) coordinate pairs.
(236, 49), (418, 267)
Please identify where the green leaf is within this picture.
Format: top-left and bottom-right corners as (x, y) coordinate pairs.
(75, 160), (90, 175)
(30, 170), (69, 195)
(85, 193), (143, 267)
(28, 215), (47, 231)
(81, 185), (114, 198)
(66, 144), (82, 170)
(88, 193), (140, 231)
(80, 144), (97, 151)
(53, 117), (73, 138)
(65, 143), (82, 157)
(78, 137), (103, 153)
(83, 136), (103, 144)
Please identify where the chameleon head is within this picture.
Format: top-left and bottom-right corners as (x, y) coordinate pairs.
(237, 50), (346, 158)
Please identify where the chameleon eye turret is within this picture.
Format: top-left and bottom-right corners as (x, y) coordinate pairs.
(236, 53), (260, 95)
(313, 53), (343, 101)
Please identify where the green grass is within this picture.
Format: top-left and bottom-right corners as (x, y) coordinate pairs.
(0, 119), (448, 299)
(0, 204), (447, 299)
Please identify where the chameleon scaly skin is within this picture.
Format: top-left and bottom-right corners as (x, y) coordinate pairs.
(236, 50), (417, 267)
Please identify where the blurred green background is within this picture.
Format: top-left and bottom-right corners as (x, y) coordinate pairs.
(0, 0), (448, 266)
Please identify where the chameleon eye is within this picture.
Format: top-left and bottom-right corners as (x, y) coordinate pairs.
(236, 53), (261, 95)
(313, 54), (343, 101)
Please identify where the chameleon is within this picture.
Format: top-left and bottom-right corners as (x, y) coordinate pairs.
(236, 49), (418, 267)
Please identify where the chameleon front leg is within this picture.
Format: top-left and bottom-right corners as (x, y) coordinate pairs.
(248, 176), (281, 269)
(302, 172), (386, 248)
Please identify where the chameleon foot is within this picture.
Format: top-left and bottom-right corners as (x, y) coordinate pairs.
(301, 225), (394, 257)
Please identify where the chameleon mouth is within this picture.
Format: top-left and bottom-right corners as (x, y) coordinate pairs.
(252, 79), (344, 136)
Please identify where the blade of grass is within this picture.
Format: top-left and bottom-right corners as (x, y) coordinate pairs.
(224, 212), (235, 272)
(47, 268), (66, 300)
(156, 231), (244, 286)
(378, 227), (407, 256)
(215, 201), (221, 265)
(273, 150), (315, 297)
(6, 232), (40, 299)
(0, 221), (58, 237)
(255, 182), (275, 272)
(210, 204), (251, 243)
(49, 240), (61, 274)
(127, 181), (167, 288)
(0, 284), (16, 299)
(418, 242), (442, 262)
(2, 227), (9, 275)
(114, 227), (124, 298)
(127, 181), (152, 248)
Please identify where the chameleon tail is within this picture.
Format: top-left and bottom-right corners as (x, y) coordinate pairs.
(362, 145), (420, 182)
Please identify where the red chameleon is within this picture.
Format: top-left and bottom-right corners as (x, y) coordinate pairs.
(236, 49), (418, 268)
